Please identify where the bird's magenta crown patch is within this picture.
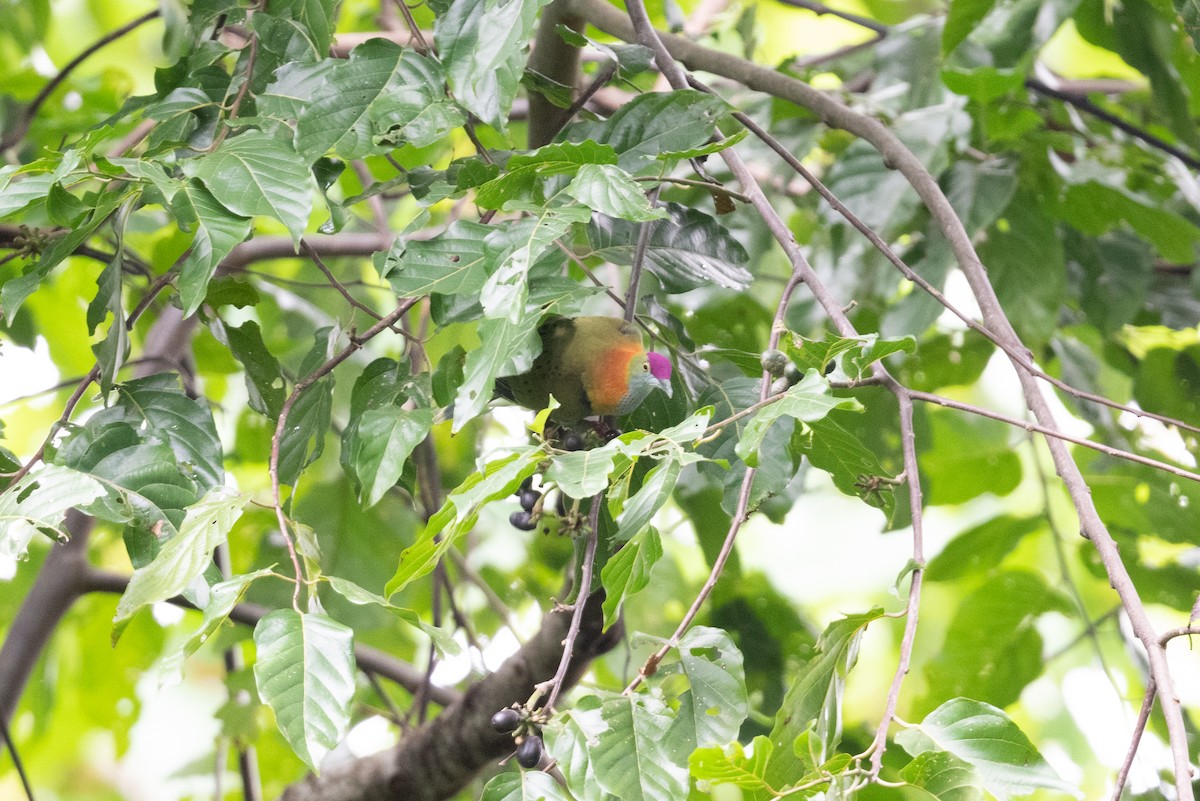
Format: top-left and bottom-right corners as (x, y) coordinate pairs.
(647, 351), (672, 381)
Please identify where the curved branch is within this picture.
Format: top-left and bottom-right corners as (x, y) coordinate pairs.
(567, 3), (1196, 792)
(0, 512), (94, 727)
(76, 567), (458, 708)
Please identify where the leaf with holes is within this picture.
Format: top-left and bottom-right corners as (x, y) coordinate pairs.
(113, 487), (247, 639)
(87, 373), (225, 490)
(664, 626), (748, 750)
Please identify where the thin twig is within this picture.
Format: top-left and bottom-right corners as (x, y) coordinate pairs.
(702, 86), (1200, 439)
(1032, 429), (1123, 686)
(391, 0), (431, 52)
(0, 10), (160, 152)
(364, 669), (406, 725)
(772, 0), (887, 34)
(862, 383), (924, 776)
(549, 61), (617, 141)
(544, 497), (601, 711)
(215, 542), (262, 801)
(350, 161), (393, 236)
(1027, 78), (1200, 171)
(268, 298), (420, 610)
(0, 712), (35, 801)
(623, 185), (661, 322)
(634, 175), (752, 204)
(1110, 680), (1156, 801)
(300, 239), (392, 326)
(908, 389), (1200, 484)
(447, 550), (525, 646)
(1160, 625), (1200, 646)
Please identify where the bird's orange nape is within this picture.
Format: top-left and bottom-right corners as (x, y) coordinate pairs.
(586, 343), (643, 415)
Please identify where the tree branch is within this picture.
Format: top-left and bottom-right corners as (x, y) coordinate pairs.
(567, 3), (1196, 791)
(279, 591), (619, 801)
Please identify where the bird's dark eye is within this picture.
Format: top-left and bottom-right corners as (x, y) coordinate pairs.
(642, 362), (649, 371)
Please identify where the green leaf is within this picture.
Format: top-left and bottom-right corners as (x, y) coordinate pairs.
(584, 203), (751, 292)
(823, 108), (963, 238)
(479, 771), (570, 801)
(920, 571), (1072, 712)
(600, 526), (663, 629)
(379, 220), (491, 297)
(436, 0), (552, 130)
(896, 698), (1075, 800)
(295, 40), (464, 159)
(351, 407), (434, 508)
(173, 181), (253, 317)
(920, 409), (1022, 505)
(689, 736), (775, 794)
(253, 610), (356, 772)
(926, 516), (1044, 581)
(0, 465), (105, 559)
(544, 697), (608, 799)
(325, 575), (460, 656)
(653, 129), (750, 161)
(902, 751), (984, 801)
(665, 626), (748, 750)
(801, 416), (896, 518)
(588, 691), (689, 801)
(546, 439), (621, 499)
(1058, 179), (1200, 264)
(508, 139), (620, 172)
(160, 568), (275, 682)
(2, 188), (126, 325)
(979, 189), (1065, 347)
(271, 0), (336, 54)
(53, 422), (202, 536)
(452, 314), (541, 431)
(185, 130), (314, 244)
(555, 26), (655, 78)
(481, 210), (584, 324)
(113, 488), (248, 636)
(88, 373), (225, 490)
(0, 168), (57, 220)
(566, 164), (666, 222)
(590, 91), (729, 172)
(277, 328), (339, 487)
(385, 449), (541, 596)
(737, 371), (860, 468)
(614, 459), (681, 542)
(217, 320), (287, 419)
(86, 248), (129, 393)
(765, 609), (883, 786)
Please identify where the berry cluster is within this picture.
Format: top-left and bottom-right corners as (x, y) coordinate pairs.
(490, 706), (545, 769)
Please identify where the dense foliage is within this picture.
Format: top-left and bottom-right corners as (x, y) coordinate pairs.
(1, 0), (1199, 799)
